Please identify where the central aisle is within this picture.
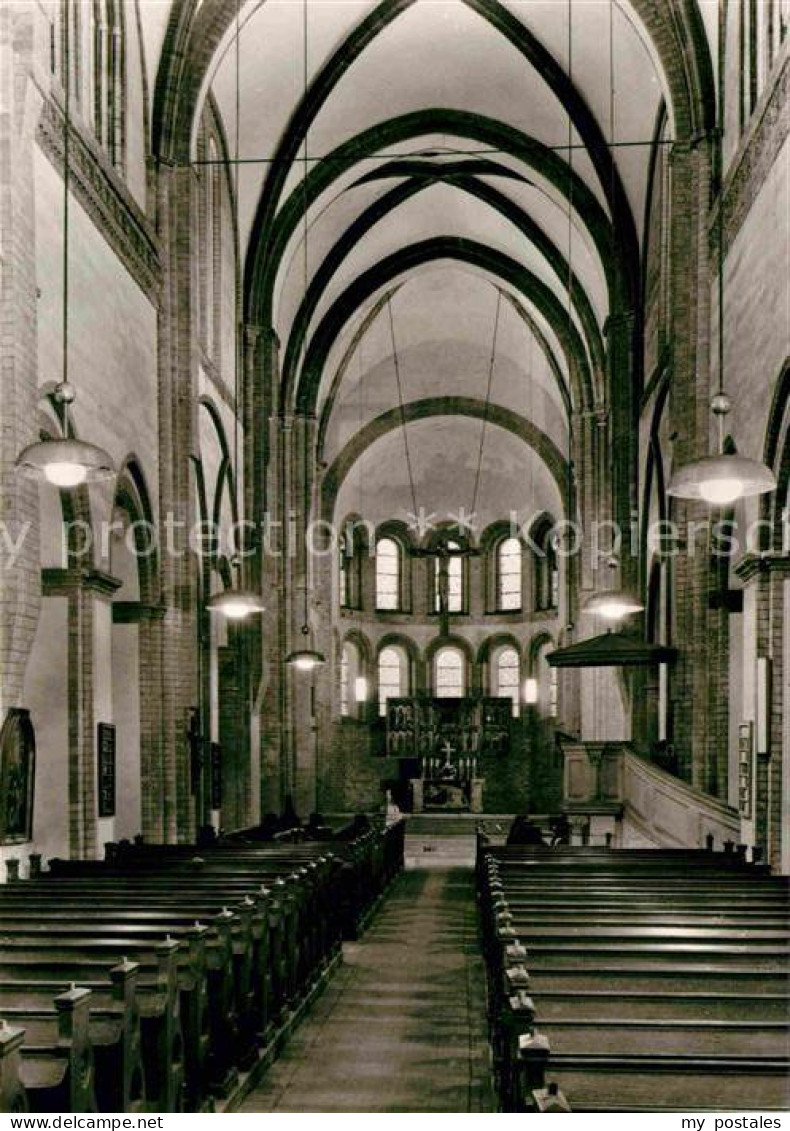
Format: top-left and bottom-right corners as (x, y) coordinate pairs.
(240, 867), (494, 1113)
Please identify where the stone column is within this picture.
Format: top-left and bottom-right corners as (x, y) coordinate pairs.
(290, 413), (318, 818)
(42, 566), (122, 858)
(257, 329), (285, 816)
(156, 161), (201, 842)
(736, 553), (790, 871)
(606, 310), (639, 593)
(666, 133), (725, 794)
(279, 412), (296, 806)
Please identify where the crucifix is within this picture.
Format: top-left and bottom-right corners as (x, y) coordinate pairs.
(434, 542), (453, 637)
(411, 535), (480, 636)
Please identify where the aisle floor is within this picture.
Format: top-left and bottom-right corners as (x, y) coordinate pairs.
(239, 867), (495, 1113)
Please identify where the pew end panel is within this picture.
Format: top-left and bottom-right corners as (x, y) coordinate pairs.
(0, 1023), (27, 1113)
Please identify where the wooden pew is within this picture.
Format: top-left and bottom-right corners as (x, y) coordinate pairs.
(478, 846), (790, 1112)
(40, 863), (303, 1030)
(545, 1054), (790, 1112)
(529, 988), (790, 1022)
(0, 1022), (27, 1113)
(8, 987), (96, 1113)
(0, 938), (185, 1112)
(0, 821), (401, 1113)
(0, 959), (144, 1113)
(0, 899), (251, 1098)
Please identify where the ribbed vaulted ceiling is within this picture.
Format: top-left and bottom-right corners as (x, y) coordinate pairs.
(150, 0), (719, 529)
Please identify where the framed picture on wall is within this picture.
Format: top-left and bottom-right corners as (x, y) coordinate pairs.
(0, 708), (36, 844)
(97, 722), (117, 818)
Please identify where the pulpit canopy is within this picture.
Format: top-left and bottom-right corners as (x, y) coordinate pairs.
(546, 632), (677, 668)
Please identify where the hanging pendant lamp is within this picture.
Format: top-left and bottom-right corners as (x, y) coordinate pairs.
(583, 557), (644, 622)
(583, 589), (644, 622)
(668, 133), (775, 506)
(286, 622), (325, 671)
(16, 20), (114, 489)
(207, 563), (265, 620)
(208, 1), (264, 621)
(668, 394), (776, 505)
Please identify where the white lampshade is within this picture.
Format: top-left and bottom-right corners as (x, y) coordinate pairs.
(15, 438), (115, 487)
(206, 588), (265, 619)
(286, 648), (325, 671)
(583, 590), (644, 621)
(668, 453), (776, 506)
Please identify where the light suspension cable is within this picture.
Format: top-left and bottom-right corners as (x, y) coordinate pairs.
(386, 295), (420, 524)
(666, 137), (775, 505)
(208, 0), (264, 619)
(15, 10), (115, 488)
(286, 0), (324, 670)
(583, 0), (644, 624)
(469, 288), (502, 522)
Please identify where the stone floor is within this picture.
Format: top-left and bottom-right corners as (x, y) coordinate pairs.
(239, 867), (495, 1113)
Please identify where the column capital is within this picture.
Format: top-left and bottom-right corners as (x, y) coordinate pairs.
(258, 326), (280, 350)
(735, 552), (790, 584)
(243, 323), (265, 348)
(42, 567), (123, 600)
(603, 310), (637, 336)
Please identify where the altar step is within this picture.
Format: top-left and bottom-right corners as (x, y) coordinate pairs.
(406, 813), (516, 837)
(404, 814), (521, 869)
(405, 834), (478, 868)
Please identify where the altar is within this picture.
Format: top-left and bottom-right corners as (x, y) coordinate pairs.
(411, 775), (485, 813)
(385, 696), (511, 813)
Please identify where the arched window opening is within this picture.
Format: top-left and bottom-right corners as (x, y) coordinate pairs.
(71, 1), (82, 105)
(376, 537), (400, 611)
(107, 3), (124, 167)
(532, 638), (559, 720)
(340, 641), (360, 718)
(549, 668), (559, 719)
(494, 646), (520, 716)
(378, 646), (407, 717)
(93, 3), (107, 145)
(497, 537), (522, 611)
(434, 646), (465, 698)
(766, 1), (784, 68)
(532, 518), (559, 612)
(204, 136), (217, 361)
(339, 522), (366, 610)
(340, 649), (349, 716)
(339, 529), (352, 608)
(737, 0), (787, 129)
(434, 539), (464, 613)
(80, 1), (125, 168)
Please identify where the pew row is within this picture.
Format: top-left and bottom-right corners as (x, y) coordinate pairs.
(0, 818), (405, 1113)
(477, 845), (790, 1112)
